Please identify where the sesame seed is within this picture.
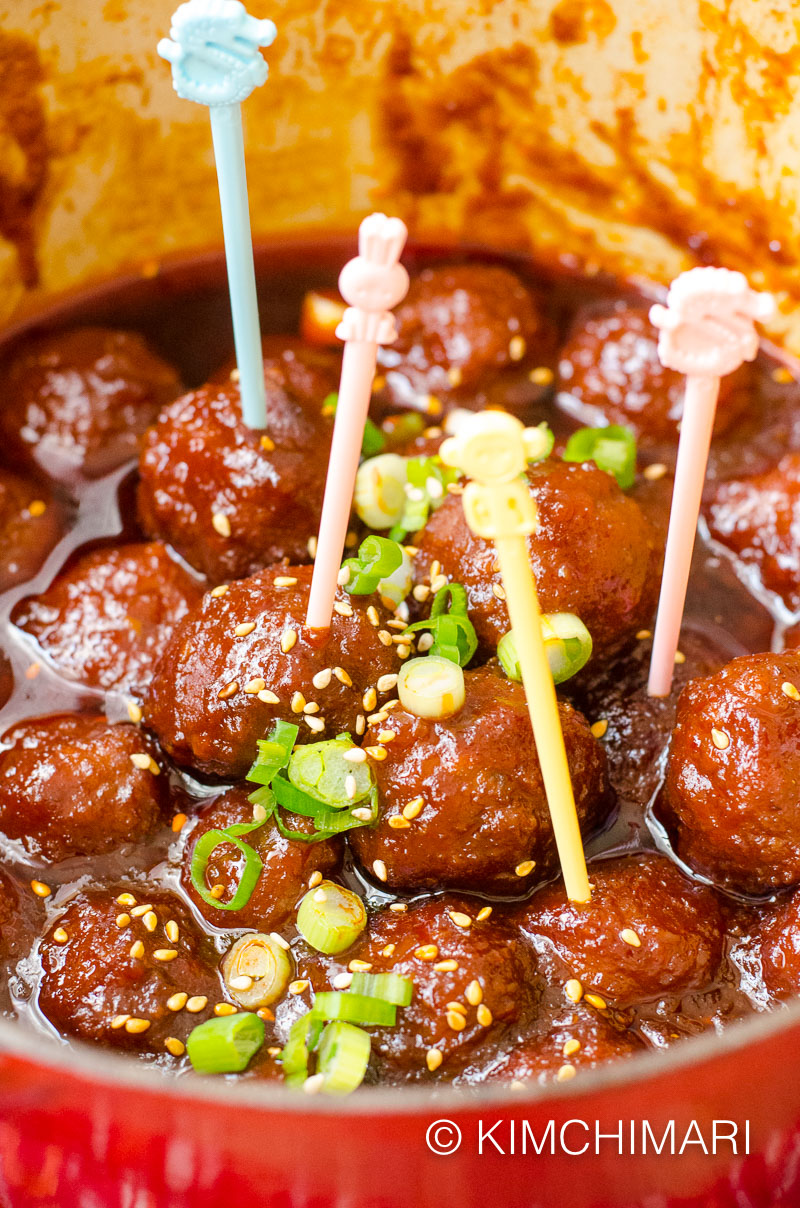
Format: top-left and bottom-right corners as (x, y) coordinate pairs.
(448, 911), (472, 929)
(116, 893), (137, 907)
(417, 633), (434, 653)
(377, 674), (398, 694)
(492, 583), (507, 601)
(53, 928), (68, 944)
(556, 1063), (576, 1082)
(260, 434), (276, 452)
(270, 931), (291, 950)
(434, 960), (459, 972)
(674, 651), (686, 665)
(413, 584), (430, 603)
(349, 959), (372, 973)
(130, 904), (152, 918)
(308, 536), (318, 559)
(235, 622), (256, 637)
(289, 980), (310, 995)
(446, 1001), (467, 1014)
(366, 605), (380, 627)
(403, 797), (424, 820)
(636, 629), (652, 640)
(334, 667), (353, 687)
(217, 680), (239, 700)
(356, 714), (366, 735)
(165, 1038), (185, 1057)
(172, 813), (188, 832)
(230, 975), (254, 991)
(565, 979), (583, 1003)
(620, 928), (641, 948)
(529, 365), (554, 385)
(476, 1004), (493, 1027)
(209, 885), (225, 899)
(345, 774), (358, 800)
(165, 921), (179, 943)
(337, 567), (351, 587)
(426, 395), (443, 417)
(167, 993), (188, 1012)
(447, 1010), (466, 1032)
(303, 701), (320, 714)
(711, 728), (730, 750)
(25, 662), (40, 680)
(186, 996), (208, 1013)
(351, 808), (373, 821)
(563, 1038), (582, 1058)
(258, 689), (280, 704)
(127, 701), (143, 724)
(313, 669), (332, 690)
(447, 366), (463, 387)
(31, 881), (51, 898)
(515, 860), (536, 877)
(334, 602), (354, 618)
(125, 1018), (151, 1035)
(129, 940), (145, 960)
(388, 815), (411, 829)
(212, 512), (231, 538)
(154, 949), (179, 962)
(397, 644), (412, 660)
(643, 462), (668, 481)
(274, 576), (297, 587)
(280, 629), (298, 653)
(365, 745), (387, 761)
(230, 367), (240, 382)
(333, 972), (354, 990)
(28, 499), (47, 518)
(773, 366), (795, 383)
(377, 630), (393, 647)
(476, 906), (493, 922)
(214, 1003), (238, 1016)
(378, 729), (396, 744)
(143, 911), (158, 933)
(266, 1044), (281, 1054)
(382, 944), (396, 957)
(466, 980), (483, 1006)
(430, 575), (448, 594)
(307, 871), (323, 889)
(414, 945), (438, 960)
(291, 691), (306, 713)
(783, 681), (800, 701)
(305, 715), (326, 733)
(426, 1048), (443, 1072)
(343, 747), (367, 764)
(373, 859), (388, 882)
(389, 902), (408, 913)
(111, 1015), (130, 1030)
(367, 711), (389, 725)
(509, 336), (527, 361)
(590, 720), (608, 739)
(210, 585), (229, 598)
(584, 992), (607, 1010)
(303, 1073), (325, 1095)
(130, 752), (154, 771)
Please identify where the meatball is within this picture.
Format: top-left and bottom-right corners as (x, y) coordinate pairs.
(558, 301), (746, 443)
(0, 327), (181, 482)
(0, 649), (12, 711)
(0, 867), (44, 963)
(181, 786), (340, 931)
(515, 854), (724, 1008)
(480, 1006), (643, 1087)
(38, 888), (222, 1053)
(13, 542), (203, 698)
(755, 889), (800, 998)
(706, 454), (800, 613)
(377, 265), (555, 414)
(664, 652), (800, 895)
(0, 713), (168, 863)
(145, 564), (402, 779)
(415, 458), (660, 657)
(0, 469), (62, 592)
(351, 665), (613, 894)
(137, 346), (336, 581)
(328, 897), (542, 1081)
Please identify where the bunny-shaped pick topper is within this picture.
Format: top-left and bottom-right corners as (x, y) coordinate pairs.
(650, 266), (774, 380)
(336, 214), (410, 345)
(158, 0), (276, 107)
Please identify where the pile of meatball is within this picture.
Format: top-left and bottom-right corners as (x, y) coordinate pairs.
(2, 260), (800, 1091)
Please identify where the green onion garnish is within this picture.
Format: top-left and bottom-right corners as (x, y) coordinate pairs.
(562, 424), (637, 489)
(389, 455), (461, 541)
(349, 970), (414, 1006)
(354, 453), (408, 529)
(312, 992), (397, 1027)
(323, 392), (386, 457)
(525, 421), (555, 463)
(296, 880), (367, 954)
(498, 611), (593, 685)
(397, 655), (465, 719)
(189, 818), (266, 911)
(381, 412), (426, 446)
(186, 1010), (265, 1074)
(342, 535), (405, 595)
(404, 582), (478, 667)
(281, 1011), (325, 1087)
(246, 720), (299, 785)
(288, 736), (374, 806)
(315, 1021), (372, 1095)
(222, 933), (293, 1009)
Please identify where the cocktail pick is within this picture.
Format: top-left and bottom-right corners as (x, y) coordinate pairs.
(647, 268), (774, 698)
(305, 214), (409, 631)
(440, 412), (591, 904)
(158, 0), (275, 429)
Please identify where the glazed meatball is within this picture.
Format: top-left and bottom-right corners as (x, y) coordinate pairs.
(378, 265), (554, 414)
(664, 652), (800, 895)
(0, 327), (181, 482)
(137, 346), (336, 581)
(181, 786), (340, 931)
(0, 867), (44, 963)
(706, 454), (800, 613)
(558, 301), (746, 443)
(13, 542), (203, 698)
(515, 854), (725, 1008)
(754, 888), (800, 998)
(0, 469), (62, 592)
(415, 458), (660, 656)
(145, 564), (402, 779)
(351, 665), (613, 894)
(38, 888), (222, 1053)
(480, 1006), (643, 1087)
(328, 897), (542, 1082)
(0, 649), (12, 711)
(0, 714), (168, 863)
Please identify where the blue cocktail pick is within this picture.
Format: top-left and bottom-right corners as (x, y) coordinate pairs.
(159, 0), (276, 429)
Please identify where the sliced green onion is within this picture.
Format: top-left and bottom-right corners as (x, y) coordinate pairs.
(296, 880), (367, 954)
(563, 424), (637, 490)
(186, 1011), (265, 1074)
(404, 583), (478, 667)
(376, 549), (413, 610)
(342, 535), (405, 595)
(523, 421), (555, 463)
(246, 720), (299, 786)
(349, 971), (414, 1007)
(288, 736), (374, 806)
(397, 655), (465, 719)
(391, 455), (460, 541)
(354, 454), (408, 529)
(273, 777), (378, 838)
(222, 933), (293, 1009)
(312, 992), (397, 1027)
(323, 392), (386, 457)
(381, 412), (426, 446)
(316, 1021), (371, 1095)
(498, 612), (593, 685)
(280, 1011), (324, 1087)
(190, 818), (265, 911)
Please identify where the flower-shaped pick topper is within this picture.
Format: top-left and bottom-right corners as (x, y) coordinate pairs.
(306, 214), (409, 632)
(440, 411), (591, 904)
(158, 0), (276, 428)
(648, 267), (774, 697)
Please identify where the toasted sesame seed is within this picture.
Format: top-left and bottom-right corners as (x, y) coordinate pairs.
(388, 815), (411, 829)
(397, 644), (412, 660)
(154, 949), (178, 962)
(643, 462), (668, 481)
(143, 911), (158, 933)
(266, 1043), (281, 1054)
(430, 575), (448, 594)
(230, 975), (254, 991)
(25, 662), (41, 680)
(131, 904), (152, 918)
(209, 885), (225, 899)
(172, 813), (188, 832)
(509, 335), (527, 362)
(165, 1038), (185, 1057)
(434, 960), (459, 972)
(492, 582), (507, 601)
(476, 1004), (493, 1027)
(590, 720), (608, 739)
(783, 681), (800, 701)
(378, 729), (396, 744)
(303, 701), (320, 714)
(125, 1018), (151, 1035)
(274, 576), (297, 587)
(584, 992), (607, 1010)
(291, 691), (306, 713)
(212, 512), (231, 538)
(214, 1003), (237, 1016)
(426, 1048), (443, 1072)
(563, 1038), (582, 1058)
(356, 714), (366, 735)
(476, 906), (493, 922)
(165, 921), (179, 943)
(389, 902), (408, 913)
(130, 752), (153, 771)
(382, 943), (396, 957)
(307, 871), (323, 889)
(345, 774), (358, 801)
(253, 802), (269, 824)
(343, 747), (367, 764)
(674, 650), (686, 665)
(303, 1073), (325, 1095)
(417, 633), (434, 653)
(337, 567), (351, 587)
(210, 585), (229, 598)
(515, 860), (536, 877)
(446, 1001), (467, 1014)
(280, 629), (298, 653)
(565, 979), (583, 1003)
(334, 667), (353, 687)
(366, 605), (380, 627)
(377, 629), (393, 647)
(414, 945), (438, 961)
(334, 602), (354, 618)
(447, 1010), (466, 1032)
(556, 1063), (576, 1082)
(447, 366), (464, 387)
(31, 881), (51, 898)
(413, 584), (430, 603)
(28, 499), (47, 518)
(351, 807), (373, 821)
(711, 728), (730, 750)
(186, 996), (208, 1013)
(373, 859), (388, 882)
(620, 928), (641, 948)
(111, 1015), (130, 1030)
(313, 668), (332, 690)
(403, 797), (424, 820)
(260, 433), (276, 452)
(425, 395), (443, 417)
(466, 980), (483, 1006)
(307, 536), (318, 559)
(305, 715), (325, 733)
(367, 711), (389, 725)
(167, 993), (188, 1012)
(258, 689), (280, 704)
(129, 940), (145, 960)
(773, 366), (795, 384)
(333, 972), (354, 990)
(289, 980), (310, 995)
(349, 959), (372, 973)
(270, 931), (290, 950)
(53, 927), (68, 944)
(636, 629), (652, 640)
(448, 911), (472, 929)
(116, 893), (137, 907)
(127, 701), (143, 724)
(365, 745), (387, 761)
(530, 365), (554, 385)
(235, 622), (256, 637)
(217, 680), (239, 700)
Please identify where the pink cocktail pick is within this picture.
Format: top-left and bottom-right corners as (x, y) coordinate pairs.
(305, 214), (409, 631)
(647, 267), (774, 697)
